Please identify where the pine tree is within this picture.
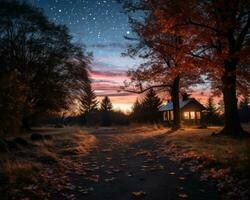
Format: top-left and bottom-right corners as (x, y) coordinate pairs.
(141, 89), (162, 122)
(205, 96), (219, 125)
(100, 96), (113, 112)
(99, 96), (113, 126)
(80, 83), (98, 115)
(131, 98), (143, 122)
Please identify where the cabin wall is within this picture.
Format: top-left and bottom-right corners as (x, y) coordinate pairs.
(161, 99), (205, 125)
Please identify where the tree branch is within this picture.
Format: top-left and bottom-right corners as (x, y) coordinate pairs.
(176, 20), (223, 35)
(236, 15), (250, 50)
(120, 84), (172, 94)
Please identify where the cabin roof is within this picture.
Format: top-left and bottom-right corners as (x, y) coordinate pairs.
(159, 98), (205, 112)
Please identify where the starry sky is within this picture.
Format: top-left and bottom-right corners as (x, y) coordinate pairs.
(26, 0), (143, 111)
(25, 0), (211, 111)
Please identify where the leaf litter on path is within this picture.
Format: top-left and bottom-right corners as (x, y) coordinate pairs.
(132, 191), (147, 199)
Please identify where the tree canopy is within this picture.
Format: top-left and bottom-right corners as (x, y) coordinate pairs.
(123, 0), (250, 136)
(0, 1), (90, 133)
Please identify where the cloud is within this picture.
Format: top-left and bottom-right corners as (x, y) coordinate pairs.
(90, 69), (126, 77)
(96, 92), (136, 97)
(88, 43), (130, 49)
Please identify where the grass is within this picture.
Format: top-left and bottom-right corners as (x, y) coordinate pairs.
(157, 125), (250, 199)
(0, 126), (96, 200)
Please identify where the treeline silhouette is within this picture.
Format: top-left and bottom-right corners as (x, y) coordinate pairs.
(37, 89), (249, 128)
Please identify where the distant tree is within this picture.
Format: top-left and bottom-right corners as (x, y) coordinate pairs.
(0, 1), (90, 133)
(100, 96), (113, 126)
(141, 89), (162, 122)
(131, 89), (162, 123)
(204, 97), (220, 125)
(100, 96), (113, 112)
(131, 99), (144, 122)
(239, 97), (250, 123)
(80, 83), (98, 122)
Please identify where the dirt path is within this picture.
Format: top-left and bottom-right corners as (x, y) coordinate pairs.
(51, 127), (219, 200)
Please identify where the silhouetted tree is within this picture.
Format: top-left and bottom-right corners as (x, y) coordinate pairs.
(100, 96), (113, 112)
(0, 1), (90, 133)
(141, 89), (162, 122)
(80, 83), (98, 123)
(239, 97), (250, 123)
(131, 99), (144, 122)
(131, 89), (162, 123)
(100, 96), (113, 126)
(204, 97), (220, 125)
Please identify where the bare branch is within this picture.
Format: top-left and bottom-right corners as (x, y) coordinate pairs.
(120, 84), (172, 94)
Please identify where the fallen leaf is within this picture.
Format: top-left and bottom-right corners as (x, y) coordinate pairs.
(179, 193), (188, 198)
(132, 191), (146, 198)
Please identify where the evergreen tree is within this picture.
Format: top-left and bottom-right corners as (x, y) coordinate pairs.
(130, 89), (162, 123)
(100, 96), (113, 112)
(80, 83), (98, 115)
(131, 99), (143, 122)
(100, 96), (113, 126)
(141, 89), (162, 122)
(239, 97), (250, 123)
(205, 96), (220, 125)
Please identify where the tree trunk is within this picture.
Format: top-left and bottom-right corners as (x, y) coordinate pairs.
(220, 60), (245, 136)
(171, 75), (181, 129)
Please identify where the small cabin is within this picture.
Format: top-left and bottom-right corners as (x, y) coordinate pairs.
(159, 97), (205, 125)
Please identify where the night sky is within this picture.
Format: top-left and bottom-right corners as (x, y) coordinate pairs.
(26, 0), (141, 111)
(25, 0), (209, 111)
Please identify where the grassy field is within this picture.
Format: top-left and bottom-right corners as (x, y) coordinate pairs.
(161, 126), (250, 175)
(157, 124), (250, 199)
(0, 127), (96, 200)
(0, 124), (249, 199)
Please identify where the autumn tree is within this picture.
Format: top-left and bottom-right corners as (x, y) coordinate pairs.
(122, 0), (203, 129)
(123, 0), (250, 136)
(0, 1), (90, 133)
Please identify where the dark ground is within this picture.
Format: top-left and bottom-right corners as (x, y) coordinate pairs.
(51, 128), (219, 200)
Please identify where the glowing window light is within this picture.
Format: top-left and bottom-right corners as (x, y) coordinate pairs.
(190, 111), (195, 119)
(184, 112), (189, 119)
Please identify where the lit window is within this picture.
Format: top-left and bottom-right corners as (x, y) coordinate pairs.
(196, 112), (201, 119)
(190, 111), (195, 119)
(184, 112), (189, 119)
